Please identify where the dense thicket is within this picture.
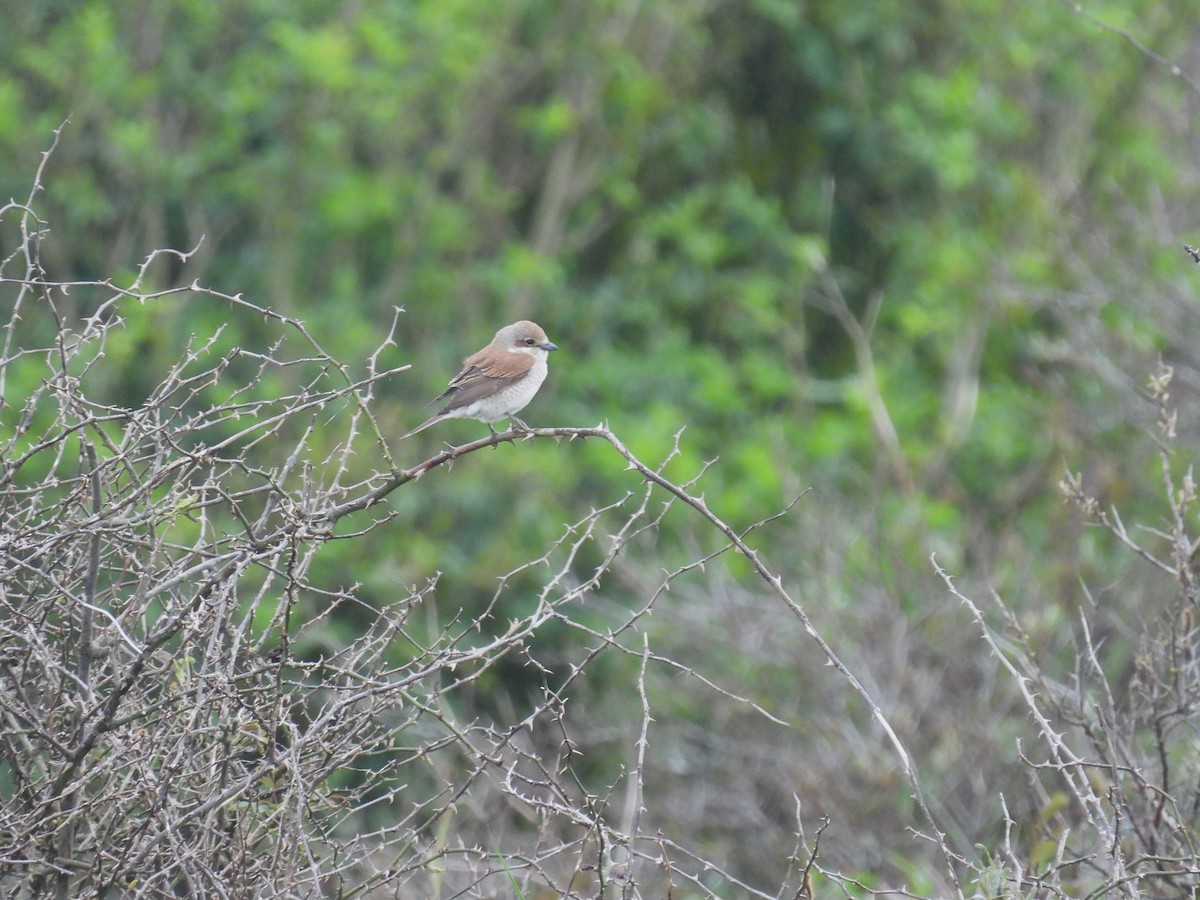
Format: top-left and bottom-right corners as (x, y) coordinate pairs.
(2, 0), (1200, 895)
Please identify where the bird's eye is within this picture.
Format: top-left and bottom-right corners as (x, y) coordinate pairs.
(524, 338), (535, 345)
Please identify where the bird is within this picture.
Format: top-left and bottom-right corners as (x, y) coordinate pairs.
(401, 320), (558, 439)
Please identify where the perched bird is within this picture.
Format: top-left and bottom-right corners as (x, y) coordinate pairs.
(402, 320), (558, 439)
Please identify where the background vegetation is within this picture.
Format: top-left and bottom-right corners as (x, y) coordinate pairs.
(3, 0), (1200, 895)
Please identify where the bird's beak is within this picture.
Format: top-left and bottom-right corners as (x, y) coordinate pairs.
(541, 341), (559, 352)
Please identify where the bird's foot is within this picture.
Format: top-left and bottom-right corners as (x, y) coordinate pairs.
(510, 417), (531, 433)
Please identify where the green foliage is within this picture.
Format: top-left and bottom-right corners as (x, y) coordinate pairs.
(2, 0), (1198, 890)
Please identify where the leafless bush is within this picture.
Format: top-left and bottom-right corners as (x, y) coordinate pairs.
(944, 358), (1200, 897)
(0, 138), (973, 898)
(16, 130), (1197, 900)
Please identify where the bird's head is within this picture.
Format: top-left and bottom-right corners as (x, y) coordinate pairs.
(496, 320), (558, 356)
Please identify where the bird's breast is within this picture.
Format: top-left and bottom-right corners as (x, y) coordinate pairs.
(471, 355), (548, 421)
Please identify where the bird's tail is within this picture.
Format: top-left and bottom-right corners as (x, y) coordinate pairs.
(399, 415), (443, 440)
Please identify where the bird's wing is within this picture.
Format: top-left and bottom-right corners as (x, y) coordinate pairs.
(433, 349), (534, 414)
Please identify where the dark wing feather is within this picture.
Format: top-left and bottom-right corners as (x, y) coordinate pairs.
(433, 349), (533, 414)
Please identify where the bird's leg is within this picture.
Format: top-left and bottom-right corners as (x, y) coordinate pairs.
(487, 422), (501, 447)
(510, 416), (530, 433)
